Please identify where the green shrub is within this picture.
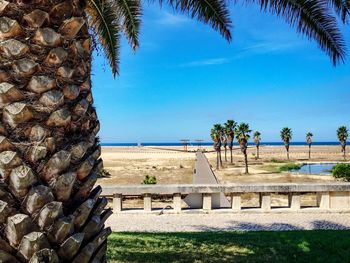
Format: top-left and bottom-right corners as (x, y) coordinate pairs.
(279, 163), (301, 172)
(98, 169), (111, 178)
(270, 158), (284, 163)
(143, 175), (157, 185)
(332, 163), (350, 181)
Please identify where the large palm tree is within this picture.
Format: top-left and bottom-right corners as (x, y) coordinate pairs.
(224, 120), (237, 164)
(235, 123), (251, 174)
(253, 131), (261, 159)
(306, 132), (313, 159)
(0, 0), (349, 261)
(0, 1), (230, 262)
(337, 126), (348, 160)
(281, 127), (293, 160)
(215, 124), (224, 167)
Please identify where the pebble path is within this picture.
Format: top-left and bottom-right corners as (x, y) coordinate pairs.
(106, 212), (350, 232)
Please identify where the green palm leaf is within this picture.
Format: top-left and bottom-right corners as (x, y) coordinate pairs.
(114, 0), (142, 50)
(253, 0), (346, 65)
(164, 0), (232, 41)
(328, 0), (350, 22)
(87, 0), (121, 76)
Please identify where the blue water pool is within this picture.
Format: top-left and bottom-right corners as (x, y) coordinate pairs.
(292, 163), (336, 175)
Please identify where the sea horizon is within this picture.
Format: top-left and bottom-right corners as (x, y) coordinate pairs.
(101, 142), (344, 147)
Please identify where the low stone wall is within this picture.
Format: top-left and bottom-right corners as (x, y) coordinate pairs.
(101, 183), (350, 213)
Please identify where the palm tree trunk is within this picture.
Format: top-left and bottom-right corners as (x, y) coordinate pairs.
(344, 146), (346, 160)
(0, 3), (110, 262)
(256, 146), (259, 159)
(224, 146), (227, 162)
(216, 151), (219, 170)
(244, 151), (249, 174)
(308, 145), (311, 159)
(219, 150), (223, 168)
(230, 147), (233, 164)
(286, 145), (290, 160)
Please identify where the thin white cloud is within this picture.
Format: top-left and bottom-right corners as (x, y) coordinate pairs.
(231, 41), (303, 60)
(172, 40), (303, 68)
(178, 58), (231, 67)
(244, 42), (297, 52)
(157, 11), (189, 26)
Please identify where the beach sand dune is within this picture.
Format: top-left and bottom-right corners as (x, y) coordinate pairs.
(98, 145), (345, 186)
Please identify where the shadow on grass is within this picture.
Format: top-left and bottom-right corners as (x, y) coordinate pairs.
(107, 226), (350, 262)
(193, 222), (304, 232)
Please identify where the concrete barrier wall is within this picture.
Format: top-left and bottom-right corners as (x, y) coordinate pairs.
(101, 183), (350, 213)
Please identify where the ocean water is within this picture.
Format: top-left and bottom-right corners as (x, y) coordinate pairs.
(101, 142), (342, 147)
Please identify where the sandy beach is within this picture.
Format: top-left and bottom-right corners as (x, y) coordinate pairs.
(98, 145), (346, 186)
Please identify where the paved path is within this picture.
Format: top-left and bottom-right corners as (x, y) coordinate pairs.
(184, 152), (230, 208)
(192, 151), (219, 184)
(106, 212), (350, 232)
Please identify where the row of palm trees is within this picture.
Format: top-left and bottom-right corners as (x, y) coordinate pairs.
(211, 121), (349, 174)
(280, 126), (349, 161)
(210, 120), (252, 173)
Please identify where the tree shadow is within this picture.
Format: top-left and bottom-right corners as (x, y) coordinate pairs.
(311, 220), (350, 230)
(107, 223), (350, 262)
(192, 221), (304, 232)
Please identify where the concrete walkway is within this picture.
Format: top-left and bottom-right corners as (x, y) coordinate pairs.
(106, 212), (350, 232)
(184, 151), (230, 208)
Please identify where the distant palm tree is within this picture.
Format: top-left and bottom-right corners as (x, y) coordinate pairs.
(337, 126), (348, 160)
(253, 131), (261, 159)
(214, 124), (224, 167)
(224, 120), (237, 164)
(306, 132), (313, 159)
(211, 124), (223, 169)
(281, 127), (293, 160)
(235, 123), (251, 174)
(222, 133), (228, 162)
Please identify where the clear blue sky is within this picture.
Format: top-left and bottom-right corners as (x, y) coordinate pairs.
(91, 3), (350, 143)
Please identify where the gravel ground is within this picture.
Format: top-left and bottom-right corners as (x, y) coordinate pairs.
(106, 212), (350, 232)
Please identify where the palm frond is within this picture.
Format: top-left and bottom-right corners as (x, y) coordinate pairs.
(306, 132), (313, 137)
(235, 123), (251, 141)
(164, 0), (232, 41)
(328, 0), (350, 22)
(337, 126), (349, 140)
(113, 0), (142, 50)
(253, 131), (261, 138)
(87, 0), (121, 76)
(254, 0), (346, 65)
(280, 127), (292, 141)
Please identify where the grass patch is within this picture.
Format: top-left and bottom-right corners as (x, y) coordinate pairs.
(258, 162), (302, 174)
(279, 163), (302, 172)
(107, 231), (350, 262)
(260, 164), (282, 173)
(270, 158), (285, 163)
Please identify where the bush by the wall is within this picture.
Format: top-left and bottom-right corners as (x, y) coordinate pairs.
(98, 169), (111, 178)
(143, 175), (157, 185)
(332, 163), (350, 181)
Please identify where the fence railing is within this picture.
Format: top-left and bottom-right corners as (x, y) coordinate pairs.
(101, 183), (350, 213)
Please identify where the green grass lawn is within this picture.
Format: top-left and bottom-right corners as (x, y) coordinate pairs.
(107, 231), (350, 262)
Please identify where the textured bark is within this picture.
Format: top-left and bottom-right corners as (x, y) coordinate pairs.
(0, 0), (110, 262)
(308, 145), (311, 159)
(239, 140), (249, 174)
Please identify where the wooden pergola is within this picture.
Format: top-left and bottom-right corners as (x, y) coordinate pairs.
(180, 139), (190, 151)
